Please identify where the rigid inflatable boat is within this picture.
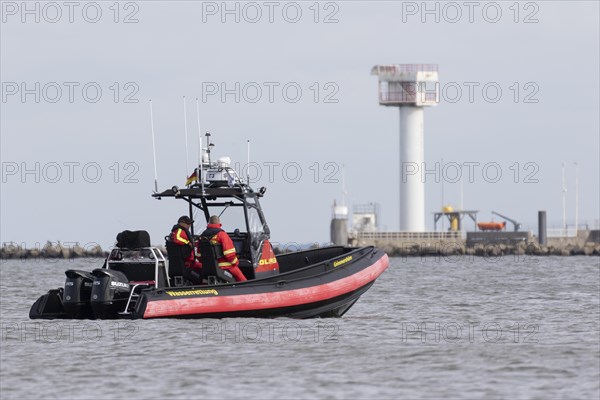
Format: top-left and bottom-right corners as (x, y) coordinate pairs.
(30, 137), (389, 319)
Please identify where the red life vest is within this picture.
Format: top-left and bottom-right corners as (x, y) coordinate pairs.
(199, 223), (238, 269)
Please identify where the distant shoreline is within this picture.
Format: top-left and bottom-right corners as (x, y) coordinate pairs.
(1, 241), (598, 260)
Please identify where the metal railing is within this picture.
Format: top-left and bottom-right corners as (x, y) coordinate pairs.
(356, 231), (462, 240)
(379, 90), (439, 104)
(546, 228), (578, 238)
(373, 64), (438, 74)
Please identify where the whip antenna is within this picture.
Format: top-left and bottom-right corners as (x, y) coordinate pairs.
(149, 99), (159, 193)
(196, 98), (203, 193)
(195, 98), (202, 166)
(183, 96), (190, 177)
(246, 140), (250, 185)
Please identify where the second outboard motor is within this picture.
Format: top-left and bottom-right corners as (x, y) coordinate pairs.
(90, 269), (131, 319)
(63, 270), (95, 319)
(29, 288), (65, 319)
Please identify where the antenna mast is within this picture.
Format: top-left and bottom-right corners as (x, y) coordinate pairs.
(205, 132), (212, 165)
(195, 98), (204, 193)
(247, 140), (250, 185)
(183, 96), (190, 177)
(195, 98), (202, 165)
(202, 132), (212, 194)
(149, 99), (159, 193)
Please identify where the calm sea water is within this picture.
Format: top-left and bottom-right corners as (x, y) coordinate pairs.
(1, 256), (599, 400)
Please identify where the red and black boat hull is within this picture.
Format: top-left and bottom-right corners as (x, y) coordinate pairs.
(133, 246), (389, 319)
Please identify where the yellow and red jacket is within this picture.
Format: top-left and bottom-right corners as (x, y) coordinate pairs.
(170, 224), (195, 262)
(199, 223), (238, 269)
(171, 224), (193, 247)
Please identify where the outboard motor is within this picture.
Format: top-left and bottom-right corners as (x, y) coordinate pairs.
(63, 270), (94, 319)
(90, 269), (131, 319)
(29, 288), (65, 319)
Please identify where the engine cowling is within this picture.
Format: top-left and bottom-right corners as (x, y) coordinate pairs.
(90, 269), (131, 319)
(63, 270), (95, 319)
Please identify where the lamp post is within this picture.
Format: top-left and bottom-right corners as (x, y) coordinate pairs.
(574, 162), (579, 234)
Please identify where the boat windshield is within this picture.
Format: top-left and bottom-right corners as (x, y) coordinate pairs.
(247, 206), (264, 235)
(246, 196), (269, 235)
(199, 204), (248, 233)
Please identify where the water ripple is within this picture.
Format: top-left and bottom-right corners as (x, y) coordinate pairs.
(1, 257), (598, 399)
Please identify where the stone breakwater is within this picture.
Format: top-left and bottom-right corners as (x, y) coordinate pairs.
(2, 241), (599, 260)
(0, 242), (173, 260)
(1, 242), (107, 260)
(379, 241), (600, 258)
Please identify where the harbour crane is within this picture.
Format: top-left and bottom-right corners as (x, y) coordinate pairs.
(492, 211), (522, 232)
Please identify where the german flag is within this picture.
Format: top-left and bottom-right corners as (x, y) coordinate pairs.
(185, 170), (197, 186)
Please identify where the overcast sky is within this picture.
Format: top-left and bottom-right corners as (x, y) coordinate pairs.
(1, 1), (599, 250)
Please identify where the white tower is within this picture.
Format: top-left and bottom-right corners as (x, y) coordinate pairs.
(371, 64), (439, 232)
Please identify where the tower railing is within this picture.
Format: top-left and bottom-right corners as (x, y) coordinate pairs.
(356, 231), (462, 241)
(379, 91), (439, 104)
(373, 64), (438, 74)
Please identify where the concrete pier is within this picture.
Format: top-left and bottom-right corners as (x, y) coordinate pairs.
(349, 230), (600, 257)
